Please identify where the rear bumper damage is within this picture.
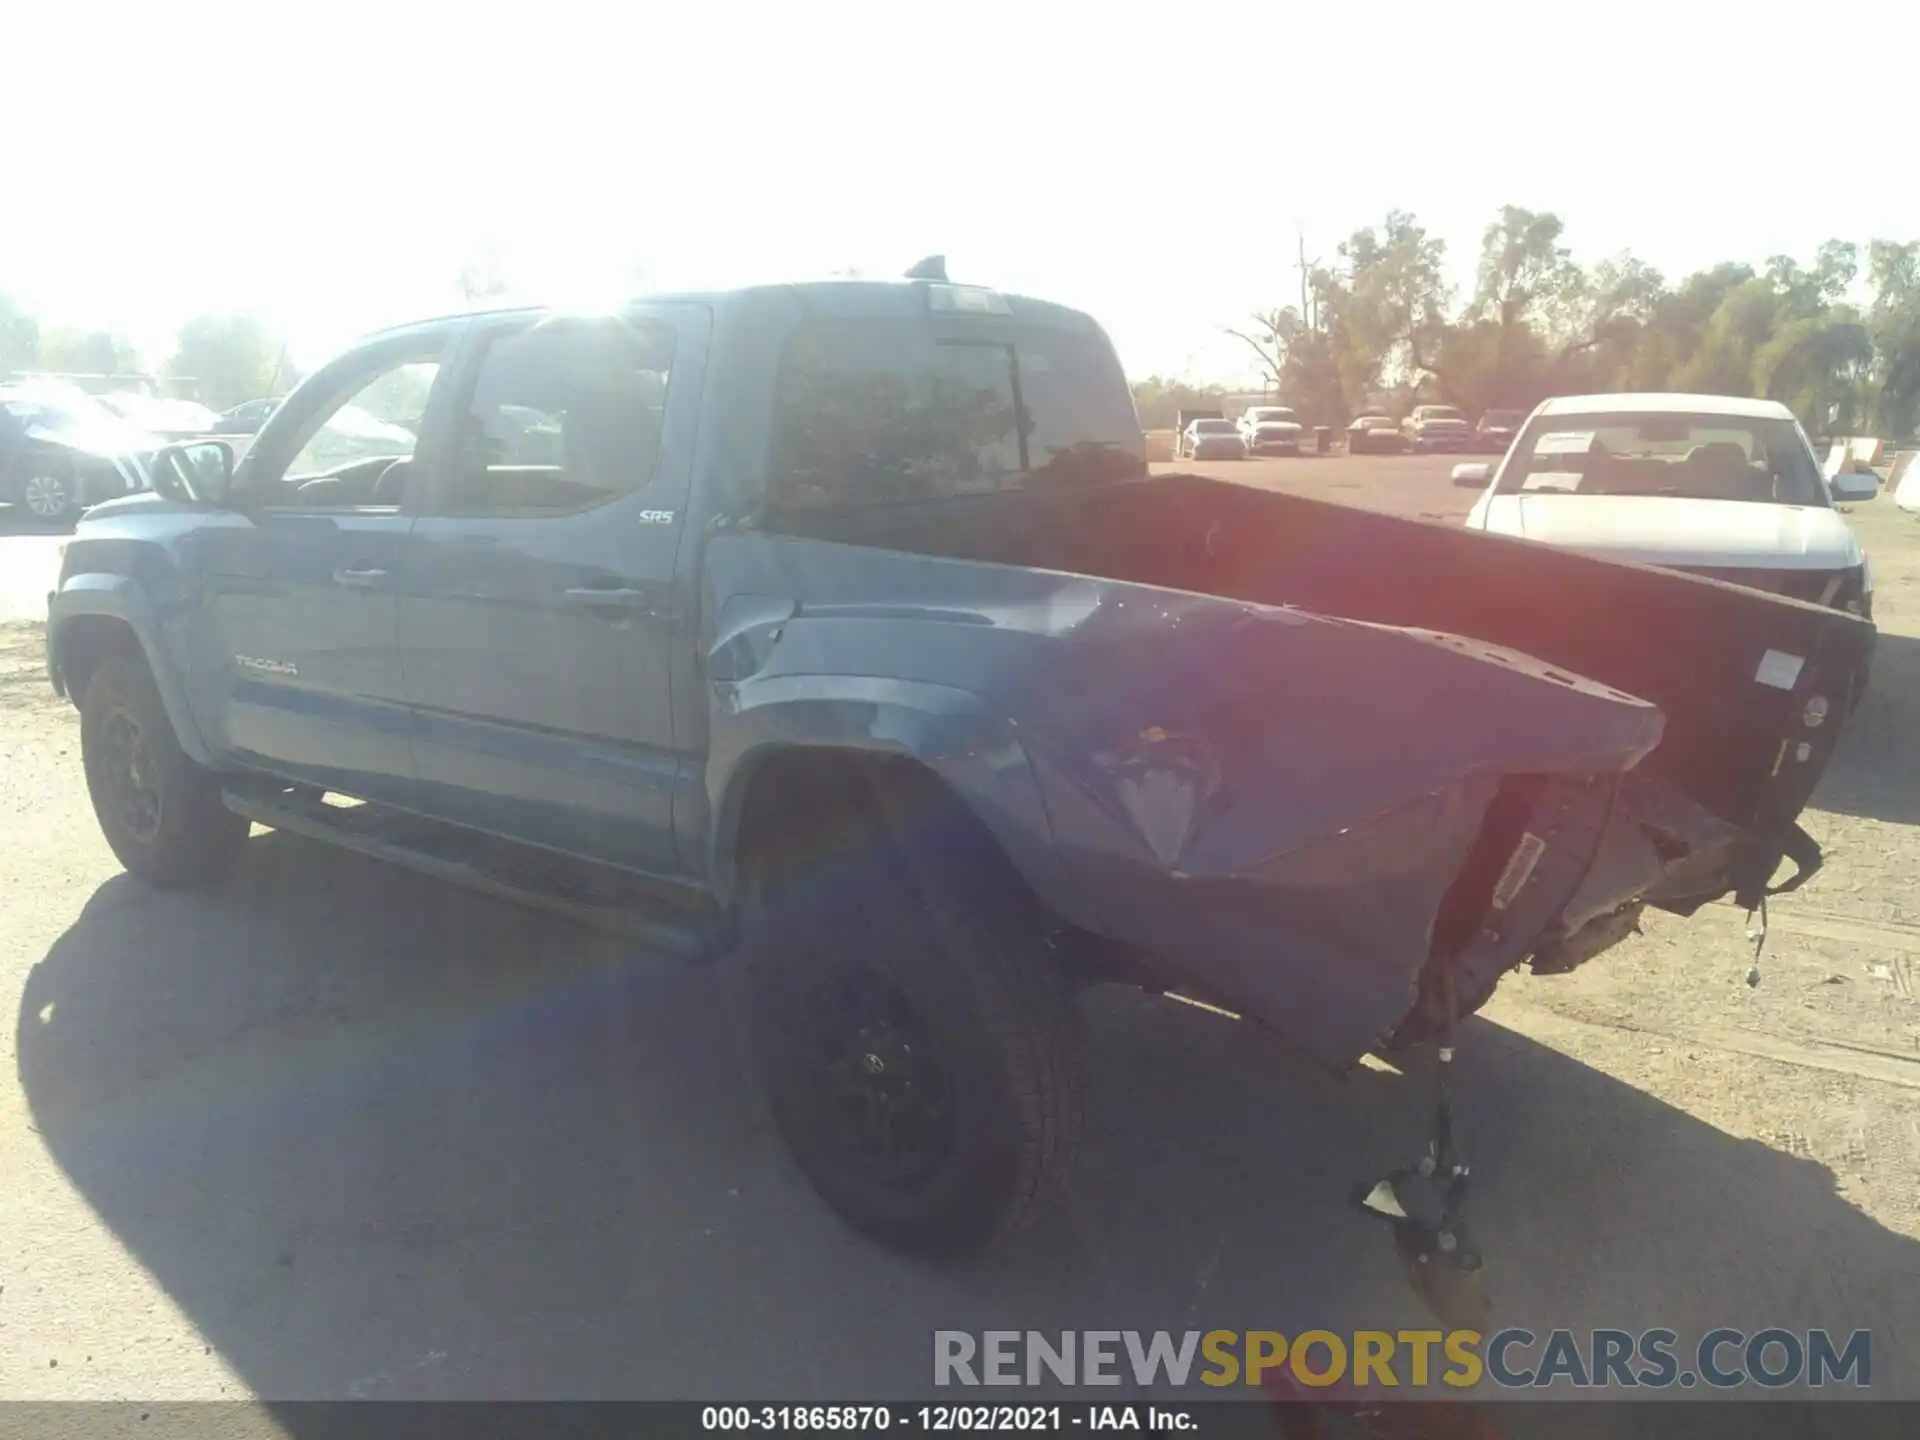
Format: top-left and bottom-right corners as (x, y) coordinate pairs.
(1064, 750), (1818, 1329)
(1054, 763), (1778, 1066)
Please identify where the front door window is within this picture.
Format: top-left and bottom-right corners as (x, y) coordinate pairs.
(241, 345), (445, 511)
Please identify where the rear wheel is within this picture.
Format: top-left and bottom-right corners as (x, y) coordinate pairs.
(743, 776), (1084, 1258)
(81, 652), (249, 887)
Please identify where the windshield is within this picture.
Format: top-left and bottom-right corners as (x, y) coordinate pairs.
(1496, 412), (1828, 506)
(1482, 410), (1523, 427)
(1193, 419), (1236, 434)
(1248, 409), (1297, 424)
(1420, 407), (1464, 423)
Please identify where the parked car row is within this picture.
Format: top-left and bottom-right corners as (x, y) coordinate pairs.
(0, 387), (393, 523)
(1174, 405), (1529, 463)
(0, 383), (164, 521)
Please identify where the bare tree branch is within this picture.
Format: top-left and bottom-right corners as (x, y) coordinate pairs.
(1225, 327), (1283, 383)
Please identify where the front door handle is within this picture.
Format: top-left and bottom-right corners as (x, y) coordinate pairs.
(562, 586), (649, 614)
(332, 567), (390, 588)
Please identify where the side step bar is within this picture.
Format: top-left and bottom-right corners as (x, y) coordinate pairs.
(221, 788), (722, 960)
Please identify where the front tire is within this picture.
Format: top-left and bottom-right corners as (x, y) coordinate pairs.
(81, 652), (249, 888)
(744, 779), (1084, 1258)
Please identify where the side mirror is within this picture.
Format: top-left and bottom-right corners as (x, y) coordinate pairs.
(1830, 469), (1879, 501)
(153, 439), (237, 505)
(1452, 462), (1491, 488)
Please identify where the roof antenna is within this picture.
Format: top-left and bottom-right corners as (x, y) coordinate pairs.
(904, 255), (948, 281)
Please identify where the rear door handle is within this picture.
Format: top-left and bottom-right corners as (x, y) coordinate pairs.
(332, 567), (389, 588)
(562, 586), (649, 614)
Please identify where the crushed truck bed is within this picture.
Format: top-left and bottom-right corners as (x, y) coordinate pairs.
(769, 471), (1875, 914)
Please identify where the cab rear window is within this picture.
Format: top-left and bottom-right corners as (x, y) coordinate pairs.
(768, 319), (1145, 510)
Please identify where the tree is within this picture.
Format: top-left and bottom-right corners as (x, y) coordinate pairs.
(1624, 263), (1755, 391)
(1431, 318), (1548, 416)
(1129, 376), (1229, 431)
(1225, 228), (1378, 425)
(1669, 278), (1781, 396)
(1546, 252), (1666, 389)
(1224, 307), (1291, 392)
(1472, 207), (1579, 334)
(1234, 210), (1920, 436)
(165, 314), (291, 409)
(1867, 240), (1920, 439)
(1344, 211), (1452, 389)
(0, 293), (40, 372)
(1753, 313), (1873, 430)
(37, 328), (141, 376)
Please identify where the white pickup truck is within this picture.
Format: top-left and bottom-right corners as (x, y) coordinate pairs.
(1454, 393), (1876, 620)
(1237, 405), (1304, 455)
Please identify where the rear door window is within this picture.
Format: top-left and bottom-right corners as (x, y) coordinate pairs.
(768, 319), (1143, 510)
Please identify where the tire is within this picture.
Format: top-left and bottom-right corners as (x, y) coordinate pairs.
(744, 778), (1085, 1258)
(81, 651), (249, 888)
(20, 463), (81, 524)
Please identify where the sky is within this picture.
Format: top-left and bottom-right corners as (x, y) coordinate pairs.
(6, 0), (1918, 387)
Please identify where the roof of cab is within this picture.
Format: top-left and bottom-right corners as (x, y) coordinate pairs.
(1537, 392), (1798, 421)
(369, 277), (1101, 339)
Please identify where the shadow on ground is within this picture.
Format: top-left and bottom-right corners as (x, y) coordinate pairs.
(1812, 631), (1920, 825)
(16, 834), (1919, 1418)
(0, 504), (76, 536)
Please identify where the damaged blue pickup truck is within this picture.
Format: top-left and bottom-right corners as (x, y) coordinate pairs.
(46, 262), (1874, 1318)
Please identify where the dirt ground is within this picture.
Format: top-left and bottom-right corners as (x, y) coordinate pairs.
(2, 462), (1917, 1414)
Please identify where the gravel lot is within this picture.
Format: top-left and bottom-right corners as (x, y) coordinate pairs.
(3, 463), (1918, 1413)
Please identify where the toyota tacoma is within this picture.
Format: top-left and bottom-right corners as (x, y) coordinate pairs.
(46, 263), (1873, 1317)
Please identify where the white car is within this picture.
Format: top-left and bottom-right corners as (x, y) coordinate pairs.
(1177, 417), (1247, 460)
(1453, 394), (1877, 622)
(1404, 404), (1472, 453)
(1238, 405), (1304, 455)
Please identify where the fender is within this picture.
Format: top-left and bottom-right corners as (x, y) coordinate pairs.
(48, 573), (216, 767)
(705, 671), (1077, 922)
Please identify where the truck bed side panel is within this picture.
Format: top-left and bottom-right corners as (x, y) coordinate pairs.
(768, 475), (1873, 898)
(700, 533), (1664, 1062)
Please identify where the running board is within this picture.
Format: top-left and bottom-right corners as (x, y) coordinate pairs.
(221, 789), (722, 959)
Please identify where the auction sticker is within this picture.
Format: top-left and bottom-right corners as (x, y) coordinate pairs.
(1520, 470), (1583, 492)
(1534, 430), (1595, 455)
(1754, 649), (1805, 690)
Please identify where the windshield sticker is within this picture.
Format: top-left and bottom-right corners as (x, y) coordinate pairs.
(1755, 649), (1805, 690)
(1534, 430), (1595, 456)
(1520, 471), (1583, 492)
